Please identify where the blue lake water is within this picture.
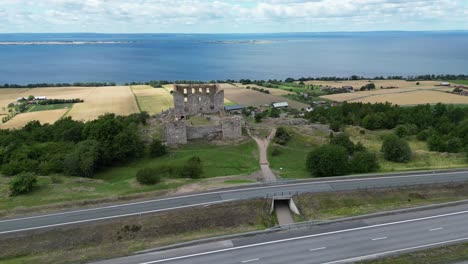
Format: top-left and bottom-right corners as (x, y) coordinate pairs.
(0, 32), (467, 84)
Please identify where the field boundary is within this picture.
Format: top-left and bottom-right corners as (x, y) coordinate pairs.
(130, 86), (143, 113)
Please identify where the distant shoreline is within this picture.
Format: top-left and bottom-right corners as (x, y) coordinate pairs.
(0, 41), (130, 45)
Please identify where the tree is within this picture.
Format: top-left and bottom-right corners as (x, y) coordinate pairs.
(274, 127), (291, 145)
(381, 134), (412, 163)
(27, 95), (35, 101)
(150, 139), (167, 157)
(306, 144), (349, 177)
(136, 168), (161, 185)
(350, 151), (379, 173)
(9, 172), (37, 196)
(330, 134), (357, 155)
(181, 156), (203, 179)
(63, 140), (100, 178)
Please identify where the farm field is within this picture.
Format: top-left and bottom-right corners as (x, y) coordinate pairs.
(219, 83), (309, 109)
(131, 85), (173, 115)
(321, 88), (464, 105)
(305, 80), (441, 89)
(27, 103), (74, 112)
(234, 83), (293, 96)
(0, 88), (30, 114)
(66, 86), (139, 121)
(0, 109), (68, 129)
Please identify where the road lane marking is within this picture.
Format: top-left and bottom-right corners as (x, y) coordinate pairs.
(241, 258), (259, 263)
(309, 247), (327, 251)
(137, 210), (468, 264)
(2, 170), (466, 224)
(322, 236), (468, 264)
(430, 228), (444, 231)
(0, 200), (233, 235)
(371, 237), (387, 241)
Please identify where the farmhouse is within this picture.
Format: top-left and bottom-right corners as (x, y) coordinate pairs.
(272, 102), (289, 109)
(440, 82), (451, 86)
(225, 104), (245, 113)
(166, 84), (242, 145)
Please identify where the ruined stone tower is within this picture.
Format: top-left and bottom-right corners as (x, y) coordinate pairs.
(173, 84), (224, 119)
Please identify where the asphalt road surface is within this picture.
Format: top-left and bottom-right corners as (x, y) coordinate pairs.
(1, 169), (468, 235)
(93, 203), (468, 264)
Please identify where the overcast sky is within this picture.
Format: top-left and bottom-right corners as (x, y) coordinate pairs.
(1, 0), (467, 33)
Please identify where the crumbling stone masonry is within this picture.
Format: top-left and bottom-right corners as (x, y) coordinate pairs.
(173, 84), (224, 119)
(165, 84), (242, 145)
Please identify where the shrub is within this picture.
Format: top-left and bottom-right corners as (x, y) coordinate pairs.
(150, 139), (167, 158)
(306, 144), (349, 177)
(136, 168), (161, 185)
(9, 172), (38, 196)
(274, 127), (291, 145)
(330, 134), (357, 155)
(181, 156), (203, 179)
(330, 121), (342, 132)
(381, 134), (412, 163)
(271, 147), (282, 156)
(350, 151), (380, 173)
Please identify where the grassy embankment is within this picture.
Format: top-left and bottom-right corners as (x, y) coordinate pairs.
(362, 242), (468, 264)
(0, 139), (259, 215)
(294, 183), (468, 221)
(268, 126), (467, 179)
(0, 199), (275, 264)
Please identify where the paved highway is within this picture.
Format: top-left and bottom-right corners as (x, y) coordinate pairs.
(94, 204), (468, 264)
(1, 169), (468, 235)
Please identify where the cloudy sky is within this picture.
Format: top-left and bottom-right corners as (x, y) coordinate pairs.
(1, 0), (467, 33)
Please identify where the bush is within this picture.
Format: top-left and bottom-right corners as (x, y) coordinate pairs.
(9, 172), (38, 196)
(329, 121), (342, 132)
(150, 139), (167, 158)
(381, 134), (412, 163)
(306, 144), (349, 177)
(330, 134), (358, 155)
(181, 156), (203, 179)
(136, 168), (161, 185)
(271, 147), (282, 156)
(274, 127), (291, 145)
(350, 151), (380, 173)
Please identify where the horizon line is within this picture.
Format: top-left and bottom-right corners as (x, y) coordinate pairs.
(1, 29), (468, 35)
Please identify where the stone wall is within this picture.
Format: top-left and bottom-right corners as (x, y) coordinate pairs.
(222, 116), (242, 139)
(186, 125), (222, 140)
(165, 121), (187, 145)
(173, 84), (224, 118)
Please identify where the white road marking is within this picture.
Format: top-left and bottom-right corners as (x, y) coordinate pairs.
(0, 200), (233, 235)
(371, 237), (387, 241)
(309, 247), (327, 251)
(241, 258), (259, 263)
(430, 227), (444, 231)
(1, 170), (465, 223)
(137, 209), (468, 264)
(322, 237), (468, 264)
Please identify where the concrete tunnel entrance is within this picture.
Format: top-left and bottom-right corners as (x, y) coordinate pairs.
(270, 197), (300, 226)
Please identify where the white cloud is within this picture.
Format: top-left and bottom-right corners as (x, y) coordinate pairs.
(0, 0), (466, 32)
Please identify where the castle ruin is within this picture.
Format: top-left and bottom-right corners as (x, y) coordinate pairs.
(166, 84), (242, 145)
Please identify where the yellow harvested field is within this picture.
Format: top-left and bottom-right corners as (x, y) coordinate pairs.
(351, 90), (468, 105)
(0, 109), (68, 130)
(219, 83), (308, 109)
(0, 88), (30, 112)
(66, 86), (139, 121)
(23, 87), (96, 100)
(305, 80), (441, 90)
(131, 85), (173, 115)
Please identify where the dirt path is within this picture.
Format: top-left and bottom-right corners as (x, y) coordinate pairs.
(248, 127), (277, 182)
